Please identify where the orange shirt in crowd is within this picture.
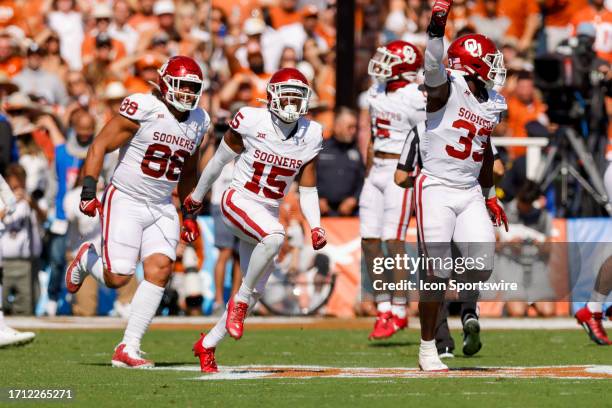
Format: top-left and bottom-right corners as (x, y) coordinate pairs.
(212, 0), (258, 25)
(473, 0), (539, 39)
(19, 0), (45, 36)
(127, 14), (158, 33)
(506, 95), (547, 158)
(81, 34), (127, 63)
(124, 76), (154, 94)
(268, 6), (302, 29)
(238, 68), (272, 107)
(0, 55), (22, 77)
(0, 0), (22, 29)
(543, 0), (588, 27)
(32, 128), (55, 163)
(570, 6), (612, 63)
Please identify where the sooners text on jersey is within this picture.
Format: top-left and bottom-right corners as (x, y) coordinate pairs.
(420, 70), (506, 187)
(368, 82), (426, 154)
(112, 93), (210, 202)
(229, 107), (323, 206)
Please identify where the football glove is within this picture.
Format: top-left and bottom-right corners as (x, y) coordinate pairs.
(183, 193), (203, 215)
(485, 197), (508, 232)
(311, 227), (327, 250)
(79, 176), (101, 217)
(428, 0), (452, 38)
(181, 215), (200, 243)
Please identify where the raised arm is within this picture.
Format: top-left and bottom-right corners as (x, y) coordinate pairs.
(425, 0), (452, 112)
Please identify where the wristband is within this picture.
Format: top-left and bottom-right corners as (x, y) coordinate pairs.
(182, 207), (196, 220)
(81, 176), (97, 200)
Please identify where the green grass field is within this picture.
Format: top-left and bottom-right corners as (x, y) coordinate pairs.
(2, 327), (611, 407)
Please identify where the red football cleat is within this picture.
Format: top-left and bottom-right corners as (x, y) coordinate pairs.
(111, 344), (154, 368)
(391, 314), (408, 333)
(65, 242), (91, 294)
(226, 297), (249, 340)
(193, 333), (219, 373)
(368, 311), (395, 340)
(575, 306), (612, 345)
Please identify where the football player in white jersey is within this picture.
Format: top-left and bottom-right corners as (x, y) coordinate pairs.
(65, 56), (210, 368)
(182, 68), (327, 373)
(416, 0), (509, 371)
(361, 40), (426, 340)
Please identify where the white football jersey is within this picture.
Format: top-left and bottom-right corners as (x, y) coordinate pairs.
(111, 93), (210, 202)
(368, 82), (426, 154)
(228, 107), (323, 206)
(420, 70), (506, 188)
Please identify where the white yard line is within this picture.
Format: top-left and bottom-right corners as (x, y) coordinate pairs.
(4, 316), (609, 330)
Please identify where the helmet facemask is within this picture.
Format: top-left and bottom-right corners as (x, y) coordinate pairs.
(368, 46), (418, 82)
(482, 51), (506, 89)
(161, 73), (203, 112)
(268, 81), (311, 123)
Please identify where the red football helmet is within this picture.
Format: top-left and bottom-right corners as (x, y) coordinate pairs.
(368, 40), (423, 82)
(447, 34), (506, 88)
(158, 56), (204, 112)
(267, 68), (312, 123)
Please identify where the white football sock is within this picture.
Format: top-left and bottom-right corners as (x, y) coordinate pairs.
(86, 245), (105, 285)
(587, 291), (607, 313)
(419, 338), (437, 355)
(203, 310), (228, 348)
(235, 234), (283, 304)
(377, 301), (392, 313)
(392, 303), (407, 318)
(121, 280), (164, 349)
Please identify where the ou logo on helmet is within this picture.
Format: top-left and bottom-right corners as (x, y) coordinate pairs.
(464, 39), (483, 58)
(402, 45), (417, 64)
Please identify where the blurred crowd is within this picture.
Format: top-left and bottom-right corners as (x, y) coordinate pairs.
(0, 0), (609, 317)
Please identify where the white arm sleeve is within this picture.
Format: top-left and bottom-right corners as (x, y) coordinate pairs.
(424, 36), (447, 88)
(298, 186), (321, 229)
(192, 139), (239, 201)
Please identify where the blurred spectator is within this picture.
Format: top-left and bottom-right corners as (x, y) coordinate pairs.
(269, 0), (303, 29)
(97, 81), (128, 123)
(496, 180), (556, 317)
(472, 0), (540, 53)
(82, 33), (120, 94)
(542, 0), (589, 53)
(109, 0), (140, 55)
(505, 71), (550, 159)
(13, 121), (49, 198)
(46, 109), (94, 316)
(0, 32), (22, 77)
(81, 3), (127, 66)
(112, 52), (163, 94)
(13, 43), (68, 106)
(236, 17), (283, 74)
(0, 164), (42, 315)
(65, 70), (93, 108)
(278, 6), (328, 61)
(317, 107), (364, 216)
(469, 0), (511, 44)
(127, 0), (158, 34)
(570, 0), (612, 63)
(38, 30), (69, 80)
(46, 0), (84, 70)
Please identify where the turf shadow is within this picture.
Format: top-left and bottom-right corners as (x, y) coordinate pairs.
(367, 341), (418, 348)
